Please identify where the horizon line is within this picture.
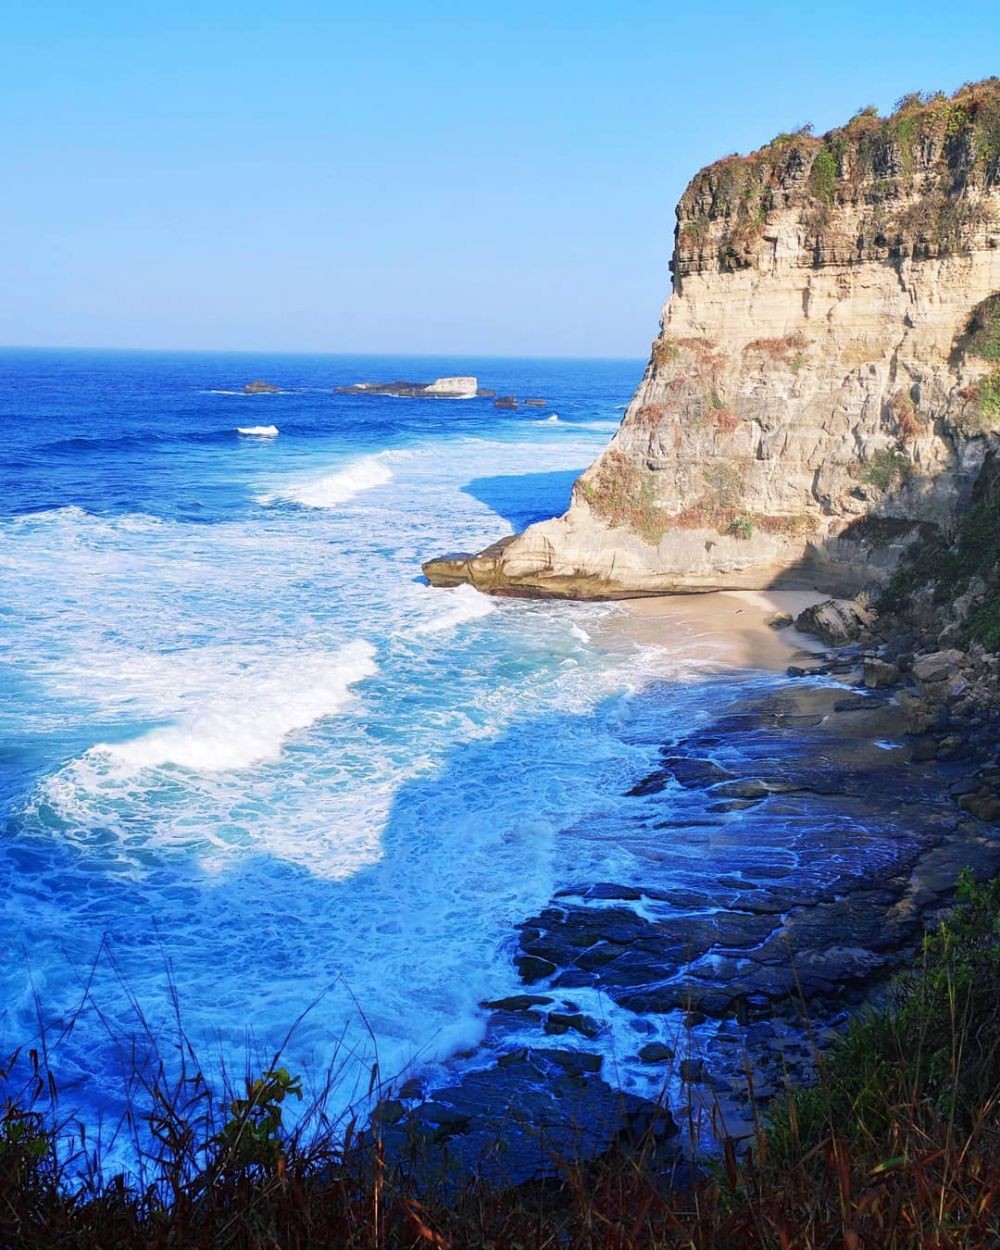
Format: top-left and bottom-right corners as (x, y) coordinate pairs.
(0, 343), (647, 363)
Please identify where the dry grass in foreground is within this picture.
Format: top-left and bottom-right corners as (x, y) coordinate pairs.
(2, 873), (1000, 1248)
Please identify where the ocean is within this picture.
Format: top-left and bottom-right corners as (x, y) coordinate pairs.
(0, 349), (790, 1160)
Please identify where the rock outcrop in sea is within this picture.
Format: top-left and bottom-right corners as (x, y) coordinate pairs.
(337, 375), (479, 399)
(424, 82), (1000, 597)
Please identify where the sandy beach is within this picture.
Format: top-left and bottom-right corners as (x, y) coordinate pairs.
(613, 588), (831, 672)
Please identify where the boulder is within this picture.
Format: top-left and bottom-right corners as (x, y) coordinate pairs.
(638, 1042), (676, 1064)
(863, 658), (901, 689)
(912, 650), (967, 684)
(794, 599), (874, 646)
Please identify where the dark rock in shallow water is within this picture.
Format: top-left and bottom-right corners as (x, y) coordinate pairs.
(484, 994), (553, 1011)
(379, 667), (1000, 1186)
(665, 756), (735, 787)
(679, 1058), (705, 1083)
(544, 1011), (600, 1039)
(638, 1042), (676, 1064)
(516, 954), (557, 983)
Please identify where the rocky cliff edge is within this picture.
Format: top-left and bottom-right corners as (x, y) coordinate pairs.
(424, 82), (1000, 597)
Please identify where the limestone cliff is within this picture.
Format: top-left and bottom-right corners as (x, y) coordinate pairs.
(424, 82), (1000, 597)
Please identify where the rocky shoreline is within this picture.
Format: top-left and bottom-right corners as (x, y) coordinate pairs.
(368, 607), (1000, 1187)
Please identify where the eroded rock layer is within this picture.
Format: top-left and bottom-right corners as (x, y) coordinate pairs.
(424, 83), (1000, 597)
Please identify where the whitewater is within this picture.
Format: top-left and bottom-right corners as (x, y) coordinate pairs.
(0, 350), (739, 1157)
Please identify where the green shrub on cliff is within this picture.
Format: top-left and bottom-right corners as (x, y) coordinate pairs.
(861, 447), (912, 492)
(808, 148), (838, 202)
(979, 371), (1000, 424)
(966, 294), (1000, 362)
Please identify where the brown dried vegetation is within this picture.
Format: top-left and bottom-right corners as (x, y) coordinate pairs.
(887, 390), (924, 442)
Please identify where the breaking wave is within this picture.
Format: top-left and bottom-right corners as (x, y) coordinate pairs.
(236, 424), (279, 438)
(261, 454), (394, 508)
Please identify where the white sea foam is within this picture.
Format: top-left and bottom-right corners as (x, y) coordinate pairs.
(261, 453), (394, 508)
(570, 623), (590, 642)
(236, 424), (279, 437)
(91, 640), (377, 773)
(541, 413), (561, 423)
(5, 409), (704, 1156)
(411, 585), (497, 635)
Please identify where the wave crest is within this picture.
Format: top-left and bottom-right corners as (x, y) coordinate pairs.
(412, 585), (496, 635)
(87, 640), (378, 774)
(261, 454), (394, 508)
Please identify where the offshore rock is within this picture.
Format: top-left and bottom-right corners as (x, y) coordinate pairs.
(338, 375), (477, 399)
(424, 83), (1000, 598)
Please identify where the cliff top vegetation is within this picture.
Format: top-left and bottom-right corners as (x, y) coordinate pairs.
(676, 78), (1000, 271)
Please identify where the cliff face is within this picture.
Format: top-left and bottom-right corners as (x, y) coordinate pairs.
(425, 82), (1000, 597)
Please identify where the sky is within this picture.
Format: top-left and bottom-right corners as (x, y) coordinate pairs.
(2, 1), (998, 357)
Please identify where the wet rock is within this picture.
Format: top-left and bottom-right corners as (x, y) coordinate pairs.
(533, 1047), (603, 1075)
(627, 769), (672, 796)
(712, 779), (785, 799)
(517, 955), (557, 983)
(411, 1102), (472, 1135)
(484, 994), (553, 1011)
(586, 883), (643, 901)
(769, 613), (794, 629)
(544, 1011), (600, 1039)
(679, 1059), (705, 1083)
(662, 756), (735, 787)
(638, 1042), (676, 1064)
(371, 1098), (405, 1125)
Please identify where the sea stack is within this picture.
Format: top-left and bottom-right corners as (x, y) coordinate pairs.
(424, 83), (1000, 598)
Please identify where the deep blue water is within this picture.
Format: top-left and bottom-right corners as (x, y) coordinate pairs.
(3, 349), (843, 1167)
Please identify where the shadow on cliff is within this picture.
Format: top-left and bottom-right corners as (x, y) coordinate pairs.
(758, 451), (990, 598)
(462, 469), (581, 530)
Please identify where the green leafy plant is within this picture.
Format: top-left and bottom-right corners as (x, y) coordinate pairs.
(861, 447), (912, 492)
(214, 1066), (302, 1170)
(728, 515), (754, 540)
(966, 294), (1000, 362)
(808, 148), (838, 202)
(980, 371), (1000, 422)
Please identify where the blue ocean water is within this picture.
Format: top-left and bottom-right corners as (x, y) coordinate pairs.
(0, 349), (766, 1157)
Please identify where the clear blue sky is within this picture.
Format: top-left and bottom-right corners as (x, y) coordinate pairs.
(2, 1), (998, 356)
